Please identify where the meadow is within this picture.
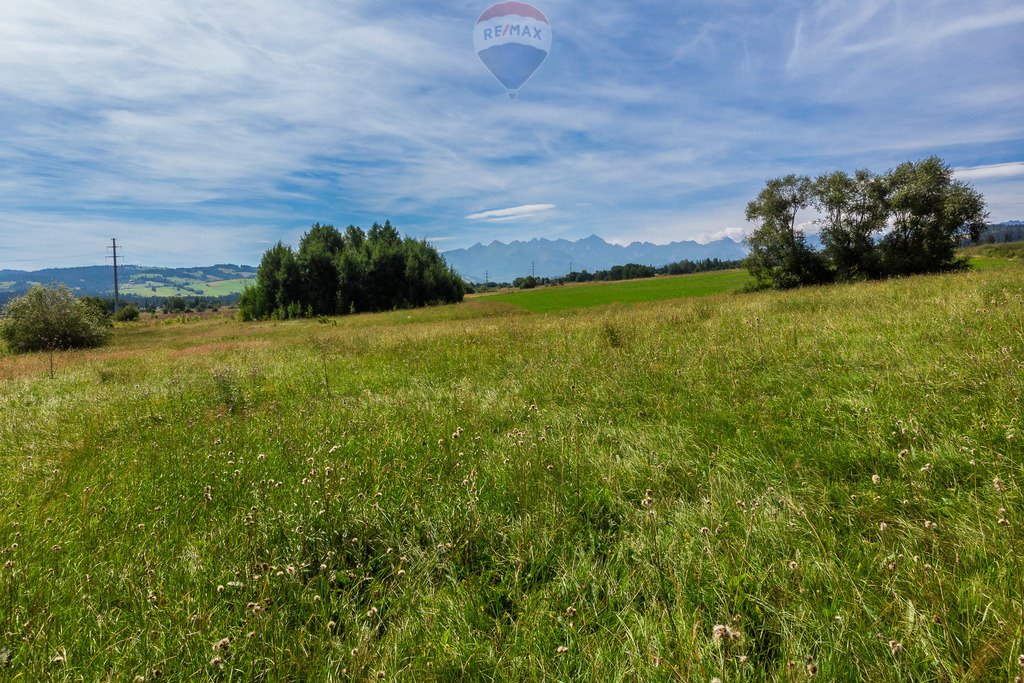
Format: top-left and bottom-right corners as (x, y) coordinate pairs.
(481, 269), (750, 313)
(120, 277), (253, 298)
(0, 261), (1022, 681)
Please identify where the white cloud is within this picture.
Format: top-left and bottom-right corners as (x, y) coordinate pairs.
(697, 227), (747, 244)
(465, 204), (557, 222)
(954, 162), (1024, 181)
(0, 0), (1020, 264)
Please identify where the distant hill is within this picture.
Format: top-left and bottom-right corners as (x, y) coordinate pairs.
(0, 264), (255, 305)
(443, 234), (748, 282)
(976, 221), (1024, 244)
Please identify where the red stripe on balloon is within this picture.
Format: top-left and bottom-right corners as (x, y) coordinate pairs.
(477, 2), (548, 24)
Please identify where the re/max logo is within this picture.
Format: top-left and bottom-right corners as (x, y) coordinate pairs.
(482, 24), (543, 41)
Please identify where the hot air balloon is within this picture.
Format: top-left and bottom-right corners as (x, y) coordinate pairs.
(474, 2), (551, 100)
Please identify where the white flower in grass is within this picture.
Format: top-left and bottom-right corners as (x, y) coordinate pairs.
(872, 474), (880, 485)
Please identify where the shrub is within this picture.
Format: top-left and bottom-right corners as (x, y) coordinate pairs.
(113, 304), (141, 322)
(0, 285), (112, 353)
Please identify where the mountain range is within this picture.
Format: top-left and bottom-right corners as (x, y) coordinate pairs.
(442, 235), (748, 282)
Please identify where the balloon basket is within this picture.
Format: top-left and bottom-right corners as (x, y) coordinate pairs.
(507, 90), (518, 101)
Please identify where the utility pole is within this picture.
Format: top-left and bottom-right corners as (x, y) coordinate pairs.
(569, 258), (573, 274)
(484, 269), (489, 285)
(107, 238), (121, 313)
(531, 261), (535, 278)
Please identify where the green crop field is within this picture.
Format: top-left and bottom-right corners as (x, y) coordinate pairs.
(0, 263), (1022, 681)
(120, 278), (253, 298)
(483, 269), (751, 313)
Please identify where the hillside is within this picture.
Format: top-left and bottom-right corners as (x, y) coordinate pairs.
(1, 262), (1021, 680)
(0, 264), (255, 303)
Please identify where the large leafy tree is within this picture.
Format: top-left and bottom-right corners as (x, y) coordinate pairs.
(880, 157), (986, 276)
(298, 223), (344, 316)
(744, 175), (831, 289)
(813, 169), (889, 281)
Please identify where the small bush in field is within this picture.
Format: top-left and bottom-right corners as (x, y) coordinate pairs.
(113, 304), (141, 322)
(0, 285), (112, 353)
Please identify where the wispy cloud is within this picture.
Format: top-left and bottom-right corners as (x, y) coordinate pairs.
(955, 162), (1024, 181)
(0, 0), (1020, 269)
(466, 204), (557, 222)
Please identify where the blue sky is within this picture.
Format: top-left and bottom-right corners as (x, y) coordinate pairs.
(1, 0), (1022, 269)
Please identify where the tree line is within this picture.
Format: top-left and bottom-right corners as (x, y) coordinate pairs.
(500, 257), (743, 290)
(745, 156), (987, 289)
(239, 221), (465, 320)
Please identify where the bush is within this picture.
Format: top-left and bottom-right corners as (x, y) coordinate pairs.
(113, 304), (141, 322)
(0, 285), (112, 353)
(80, 296), (114, 327)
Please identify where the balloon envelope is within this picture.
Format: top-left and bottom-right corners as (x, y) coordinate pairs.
(474, 2), (551, 98)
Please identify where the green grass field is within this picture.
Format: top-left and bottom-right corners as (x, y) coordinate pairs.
(483, 269), (751, 313)
(120, 277), (253, 298)
(0, 263), (1022, 680)
(961, 241), (1024, 260)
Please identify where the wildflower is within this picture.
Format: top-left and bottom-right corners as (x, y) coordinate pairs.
(993, 477), (1005, 492)
(789, 561), (799, 571)
(872, 474), (880, 485)
(879, 522), (888, 532)
(367, 607), (378, 618)
(889, 640), (902, 655)
(738, 655), (749, 664)
(712, 624), (741, 642)
(924, 520), (938, 530)
(920, 463), (932, 473)
(217, 585), (225, 593)
(327, 620), (336, 630)
(213, 638), (230, 652)
(556, 645), (569, 654)
(700, 527), (711, 536)
(351, 648), (359, 656)
(566, 606), (577, 617)
(52, 653), (65, 666)
(257, 453), (267, 461)
(209, 656), (224, 669)
(203, 485), (213, 501)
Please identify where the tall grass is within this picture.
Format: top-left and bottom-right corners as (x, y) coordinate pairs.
(0, 266), (1021, 681)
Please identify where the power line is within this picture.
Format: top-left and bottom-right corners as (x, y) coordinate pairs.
(0, 254), (106, 264)
(106, 237), (121, 313)
(0, 240), (105, 251)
